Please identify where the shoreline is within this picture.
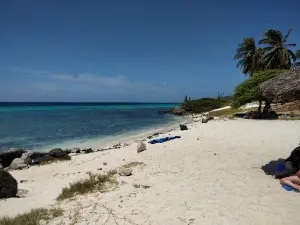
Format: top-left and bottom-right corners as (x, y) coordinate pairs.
(31, 115), (191, 153)
(2, 118), (300, 224)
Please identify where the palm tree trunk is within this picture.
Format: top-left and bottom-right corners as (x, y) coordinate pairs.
(258, 100), (262, 113)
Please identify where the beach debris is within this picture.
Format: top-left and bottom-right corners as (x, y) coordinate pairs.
(0, 148), (26, 168)
(0, 170), (18, 199)
(133, 184), (151, 189)
(49, 148), (71, 160)
(137, 141), (147, 153)
(117, 167), (133, 176)
(103, 162), (107, 166)
(97, 168), (103, 171)
(180, 124), (188, 131)
(9, 152), (32, 170)
(20, 180), (28, 183)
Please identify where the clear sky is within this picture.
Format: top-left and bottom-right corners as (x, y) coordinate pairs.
(0, 0), (299, 102)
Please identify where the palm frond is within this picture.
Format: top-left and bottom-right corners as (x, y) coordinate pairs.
(283, 28), (293, 43)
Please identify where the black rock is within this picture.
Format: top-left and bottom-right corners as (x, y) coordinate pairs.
(29, 152), (48, 160)
(180, 124), (188, 131)
(71, 148), (81, 154)
(49, 148), (71, 160)
(0, 170), (18, 199)
(65, 149), (72, 154)
(33, 155), (56, 164)
(0, 149), (26, 168)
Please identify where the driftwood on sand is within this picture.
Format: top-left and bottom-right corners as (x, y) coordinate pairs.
(260, 67), (300, 103)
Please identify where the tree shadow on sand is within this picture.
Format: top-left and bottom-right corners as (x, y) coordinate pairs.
(261, 158), (285, 176)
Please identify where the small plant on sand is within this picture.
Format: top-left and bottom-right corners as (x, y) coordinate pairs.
(0, 208), (63, 225)
(57, 170), (118, 201)
(121, 161), (146, 169)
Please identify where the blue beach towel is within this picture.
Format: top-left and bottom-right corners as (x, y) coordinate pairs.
(282, 184), (299, 192)
(148, 136), (181, 144)
(277, 163), (285, 172)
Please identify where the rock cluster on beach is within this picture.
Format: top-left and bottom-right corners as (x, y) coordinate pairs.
(0, 143), (134, 173)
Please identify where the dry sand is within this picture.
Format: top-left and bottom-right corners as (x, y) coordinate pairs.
(1, 119), (300, 224)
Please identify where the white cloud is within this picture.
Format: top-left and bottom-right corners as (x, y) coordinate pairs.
(51, 74), (130, 87)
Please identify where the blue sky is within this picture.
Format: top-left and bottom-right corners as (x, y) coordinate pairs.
(0, 0), (299, 102)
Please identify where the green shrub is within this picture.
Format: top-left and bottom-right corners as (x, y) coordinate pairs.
(181, 97), (231, 113)
(0, 208), (63, 225)
(57, 170), (118, 201)
(232, 70), (287, 108)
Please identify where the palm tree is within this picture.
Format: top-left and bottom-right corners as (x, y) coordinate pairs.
(234, 37), (263, 76)
(296, 49), (300, 59)
(295, 50), (300, 67)
(259, 29), (297, 69)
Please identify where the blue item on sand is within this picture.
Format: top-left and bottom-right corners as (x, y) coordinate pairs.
(277, 163), (285, 172)
(282, 184), (299, 192)
(148, 136), (181, 144)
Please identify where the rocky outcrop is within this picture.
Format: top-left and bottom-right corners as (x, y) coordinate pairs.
(0, 149), (26, 168)
(33, 155), (57, 164)
(168, 108), (186, 116)
(137, 141), (147, 153)
(159, 108), (186, 116)
(9, 152), (32, 170)
(180, 124), (188, 131)
(49, 148), (71, 160)
(71, 148), (81, 154)
(81, 148), (94, 154)
(29, 152), (48, 160)
(0, 170), (18, 199)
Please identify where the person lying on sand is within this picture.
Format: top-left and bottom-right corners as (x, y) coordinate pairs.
(275, 146), (300, 179)
(280, 170), (300, 192)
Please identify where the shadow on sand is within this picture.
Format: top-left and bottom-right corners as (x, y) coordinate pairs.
(261, 158), (285, 176)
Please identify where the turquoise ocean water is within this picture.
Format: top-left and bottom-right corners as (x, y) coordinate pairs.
(0, 103), (181, 151)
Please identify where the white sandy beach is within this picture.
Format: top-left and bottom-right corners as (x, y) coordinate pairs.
(1, 119), (300, 224)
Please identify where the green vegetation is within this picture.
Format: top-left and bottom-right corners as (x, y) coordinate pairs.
(232, 70), (287, 111)
(57, 170), (118, 201)
(0, 208), (63, 225)
(234, 29), (299, 76)
(182, 97), (232, 113)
